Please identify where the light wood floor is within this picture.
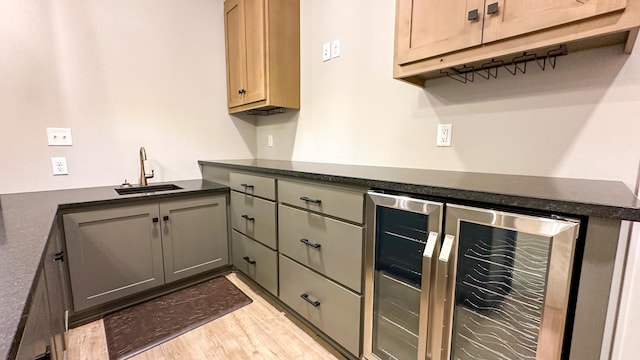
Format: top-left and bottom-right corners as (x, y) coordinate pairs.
(67, 273), (348, 360)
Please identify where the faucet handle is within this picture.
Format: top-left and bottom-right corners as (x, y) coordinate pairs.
(145, 169), (155, 180)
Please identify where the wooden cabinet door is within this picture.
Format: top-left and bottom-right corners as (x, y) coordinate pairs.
(395, 0), (485, 64)
(224, 0), (266, 108)
(243, 0), (267, 104)
(63, 204), (164, 311)
(224, 0), (247, 108)
(160, 195), (229, 283)
(483, 0), (627, 43)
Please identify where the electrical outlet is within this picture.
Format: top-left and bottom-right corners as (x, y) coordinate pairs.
(322, 42), (331, 62)
(47, 128), (72, 146)
(331, 39), (340, 59)
(51, 157), (68, 175)
(267, 134), (274, 147)
(436, 124), (452, 147)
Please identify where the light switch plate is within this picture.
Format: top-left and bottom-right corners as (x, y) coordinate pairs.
(47, 128), (73, 146)
(331, 39), (340, 59)
(322, 42), (331, 62)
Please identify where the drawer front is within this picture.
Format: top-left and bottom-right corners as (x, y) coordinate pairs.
(230, 172), (276, 200)
(279, 255), (362, 356)
(278, 180), (364, 223)
(232, 230), (278, 296)
(279, 204), (363, 292)
(231, 191), (277, 249)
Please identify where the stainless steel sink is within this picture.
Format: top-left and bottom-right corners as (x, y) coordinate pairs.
(115, 184), (183, 195)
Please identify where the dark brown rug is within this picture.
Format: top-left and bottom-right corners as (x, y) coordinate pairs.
(104, 276), (252, 360)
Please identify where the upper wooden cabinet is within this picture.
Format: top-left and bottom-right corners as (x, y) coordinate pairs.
(224, 0), (300, 114)
(394, 0), (640, 85)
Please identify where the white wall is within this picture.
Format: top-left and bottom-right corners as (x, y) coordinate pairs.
(257, 0), (640, 191)
(255, 0), (640, 358)
(0, 0), (255, 194)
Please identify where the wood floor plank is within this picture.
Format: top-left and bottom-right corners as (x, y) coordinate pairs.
(67, 273), (346, 360)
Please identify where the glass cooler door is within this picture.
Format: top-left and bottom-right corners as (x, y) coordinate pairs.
(439, 204), (580, 360)
(364, 192), (442, 360)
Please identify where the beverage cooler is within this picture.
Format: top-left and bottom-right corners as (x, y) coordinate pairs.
(363, 191), (580, 360)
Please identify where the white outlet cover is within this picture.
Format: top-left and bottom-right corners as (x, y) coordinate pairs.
(51, 157), (68, 175)
(331, 39), (341, 59)
(47, 128), (73, 146)
(322, 42), (331, 62)
(436, 124), (452, 147)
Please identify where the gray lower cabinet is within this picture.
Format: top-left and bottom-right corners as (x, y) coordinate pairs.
(42, 222), (67, 360)
(277, 178), (365, 357)
(63, 195), (228, 311)
(15, 271), (54, 360)
(16, 222), (68, 360)
(278, 204), (364, 293)
(64, 203), (165, 311)
(161, 196), (228, 283)
(230, 190), (277, 249)
(228, 172), (279, 295)
(279, 255), (362, 356)
(231, 230), (278, 295)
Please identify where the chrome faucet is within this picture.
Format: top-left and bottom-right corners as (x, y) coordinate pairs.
(139, 147), (154, 186)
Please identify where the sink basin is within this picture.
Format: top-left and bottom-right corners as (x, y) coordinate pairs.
(115, 184), (183, 195)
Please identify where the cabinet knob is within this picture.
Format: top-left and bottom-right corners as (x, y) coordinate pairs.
(467, 9), (479, 21)
(163, 215), (170, 221)
(238, 89), (246, 94)
(152, 217), (159, 223)
(487, 2), (499, 15)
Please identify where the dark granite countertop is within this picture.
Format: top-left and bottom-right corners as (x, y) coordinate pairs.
(199, 159), (640, 221)
(0, 179), (228, 360)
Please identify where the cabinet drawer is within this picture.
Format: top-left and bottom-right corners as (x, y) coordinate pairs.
(232, 230), (278, 296)
(279, 255), (361, 356)
(230, 172), (276, 200)
(279, 204), (363, 292)
(231, 191), (277, 249)
(278, 180), (364, 223)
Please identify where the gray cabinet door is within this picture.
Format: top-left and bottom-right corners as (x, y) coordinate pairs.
(160, 195), (229, 283)
(16, 271), (54, 360)
(231, 229), (278, 295)
(63, 204), (164, 311)
(42, 221), (67, 360)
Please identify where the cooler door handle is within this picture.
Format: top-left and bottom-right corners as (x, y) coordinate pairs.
(417, 232), (438, 360)
(433, 234), (455, 360)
